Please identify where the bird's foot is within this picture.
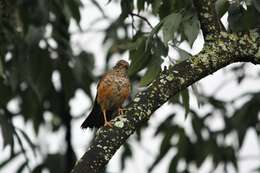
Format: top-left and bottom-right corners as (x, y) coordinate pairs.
(104, 121), (113, 128)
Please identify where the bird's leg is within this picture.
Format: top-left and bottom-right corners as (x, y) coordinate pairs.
(117, 107), (126, 115)
(102, 110), (112, 127)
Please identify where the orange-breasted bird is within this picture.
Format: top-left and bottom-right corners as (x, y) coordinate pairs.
(81, 60), (131, 128)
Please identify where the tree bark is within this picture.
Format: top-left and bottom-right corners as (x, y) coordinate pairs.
(71, 30), (260, 173)
(193, 0), (224, 35)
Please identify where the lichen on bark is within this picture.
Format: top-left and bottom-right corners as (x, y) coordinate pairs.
(71, 30), (260, 173)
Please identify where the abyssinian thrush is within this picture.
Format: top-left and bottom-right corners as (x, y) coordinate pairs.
(81, 60), (131, 128)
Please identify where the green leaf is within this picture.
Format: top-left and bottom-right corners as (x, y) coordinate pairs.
(215, 0), (230, 17)
(180, 88), (190, 119)
(128, 36), (151, 76)
(0, 115), (14, 148)
(32, 164), (44, 173)
(18, 0), (48, 29)
(0, 82), (12, 106)
(0, 151), (22, 169)
(231, 93), (260, 147)
(155, 37), (168, 57)
(208, 97), (226, 111)
(168, 156), (178, 173)
(20, 89), (43, 133)
(17, 161), (28, 173)
(133, 23), (164, 76)
(154, 114), (175, 136)
(120, 0), (134, 18)
(146, 21), (164, 50)
(162, 13), (182, 44)
(140, 55), (162, 86)
(160, 132), (174, 155)
(193, 139), (211, 166)
(45, 154), (65, 173)
(148, 131), (174, 172)
(137, 0), (145, 12)
(0, 58), (3, 78)
(25, 26), (44, 46)
(183, 17), (200, 47)
(159, 0), (186, 19)
(175, 47), (192, 60)
(176, 129), (190, 158)
(152, 0), (161, 14)
(13, 129), (31, 171)
(7, 56), (24, 92)
(228, 4), (260, 31)
(191, 115), (203, 140)
(59, 62), (78, 100)
(67, 0), (82, 23)
(139, 37), (166, 87)
(73, 51), (95, 99)
(191, 84), (202, 108)
(120, 143), (132, 170)
(26, 48), (53, 101)
(17, 128), (37, 157)
(224, 146), (237, 169)
(252, 0), (260, 12)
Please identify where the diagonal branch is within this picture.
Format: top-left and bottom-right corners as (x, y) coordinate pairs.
(71, 31), (260, 173)
(193, 0), (224, 35)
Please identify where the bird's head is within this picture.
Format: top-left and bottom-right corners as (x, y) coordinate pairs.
(113, 60), (129, 70)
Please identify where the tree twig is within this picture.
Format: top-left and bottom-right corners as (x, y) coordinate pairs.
(129, 12), (161, 40)
(130, 12), (154, 30)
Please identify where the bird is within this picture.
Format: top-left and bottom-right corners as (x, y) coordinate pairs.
(81, 60), (131, 129)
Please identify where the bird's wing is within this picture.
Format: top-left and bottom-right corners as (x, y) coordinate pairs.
(81, 74), (107, 129)
(97, 71), (109, 89)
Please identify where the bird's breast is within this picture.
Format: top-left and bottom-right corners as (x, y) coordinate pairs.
(97, 74), (130, 110)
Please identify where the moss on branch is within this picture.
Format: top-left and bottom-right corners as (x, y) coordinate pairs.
(193, 0), (224, 35)
(71, 31), (260, 173)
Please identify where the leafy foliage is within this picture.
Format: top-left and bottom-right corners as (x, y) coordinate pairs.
(215, 0), (260, 31)
(0, 0), (91, 172)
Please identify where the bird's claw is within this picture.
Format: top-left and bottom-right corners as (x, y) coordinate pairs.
(104, 121), (113, 128)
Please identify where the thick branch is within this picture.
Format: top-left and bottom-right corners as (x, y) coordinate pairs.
(193, 0), (223, 35)
(71, 32), (260, 173)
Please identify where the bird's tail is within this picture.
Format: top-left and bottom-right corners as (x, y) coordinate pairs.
(81, 99), (102, 128)
(81, 100), (115, 129)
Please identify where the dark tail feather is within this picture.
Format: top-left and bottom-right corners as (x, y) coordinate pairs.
(81, 100), (103, 129)
(81, 100), (115, 129)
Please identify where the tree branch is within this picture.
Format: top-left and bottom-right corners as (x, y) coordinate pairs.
(71, 31), (260, 173)
(130, 13), (154, 30)
(193, 0), (224, 35)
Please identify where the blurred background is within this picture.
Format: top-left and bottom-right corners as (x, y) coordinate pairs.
(0, 0), (260, 173)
